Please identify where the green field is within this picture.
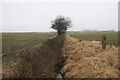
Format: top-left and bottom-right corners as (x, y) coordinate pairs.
(2, 33), (54, 53)
(69, 32), (118, 45)
(2, 32), (118, 53)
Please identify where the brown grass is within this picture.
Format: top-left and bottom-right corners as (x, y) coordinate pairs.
(2, 35), (66, 78)
(2, 34), (119, 78)
(62, 35), (118, 78)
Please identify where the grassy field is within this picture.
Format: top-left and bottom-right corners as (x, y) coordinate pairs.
(69, 32), (118, 45)
(2, 32), (118, 54)
(2, 33), (54, 52)
(2, 33), (54, 69)
(2, 32), (118, 69)
(2, 32), (119, 78)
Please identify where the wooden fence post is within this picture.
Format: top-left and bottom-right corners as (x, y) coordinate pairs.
(102, 35), (106, 49)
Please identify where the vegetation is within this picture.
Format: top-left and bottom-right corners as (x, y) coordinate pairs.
(2, 33), (54, 53)
(2, 32), (118, 78)
(51, 15), (72, 35)
(2, 34), (64, 78)
(2, 33), (54, 69)
(2, 32), (118, 59)
(62, 35), (118, 78)
(69, 32), (118, 45)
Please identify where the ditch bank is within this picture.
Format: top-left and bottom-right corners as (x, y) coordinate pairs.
(2, 34), (119, 78)
(62, 35), (118, 78)
(3, 35), (66, 78)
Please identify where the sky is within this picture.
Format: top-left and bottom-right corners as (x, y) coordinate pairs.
(0, 0), (119, 32)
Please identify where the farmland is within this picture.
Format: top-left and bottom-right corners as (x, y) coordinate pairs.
(69, 32), (118, 45)
(2, 32), (119, 78)
(2, 32), (118, 56)
(2, 32), (118, 69)
(2, 33), (54, 69)
(2, 33), (54, 53)
(3, 32), (118, 52)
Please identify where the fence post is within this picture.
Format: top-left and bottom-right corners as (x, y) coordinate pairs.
(102, 35), (106, 49)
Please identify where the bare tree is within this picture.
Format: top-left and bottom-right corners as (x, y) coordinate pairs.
(51, 15), (72, 35)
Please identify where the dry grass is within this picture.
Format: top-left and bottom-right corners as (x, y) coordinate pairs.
(2, 35), (65, 78)
(2, 34), (119, 78)
(62, 35), (118, 78)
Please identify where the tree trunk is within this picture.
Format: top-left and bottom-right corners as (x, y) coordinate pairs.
(57, 30), (61, 35)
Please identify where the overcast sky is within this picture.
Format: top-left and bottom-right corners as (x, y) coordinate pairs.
(0, 0), (119, 32)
